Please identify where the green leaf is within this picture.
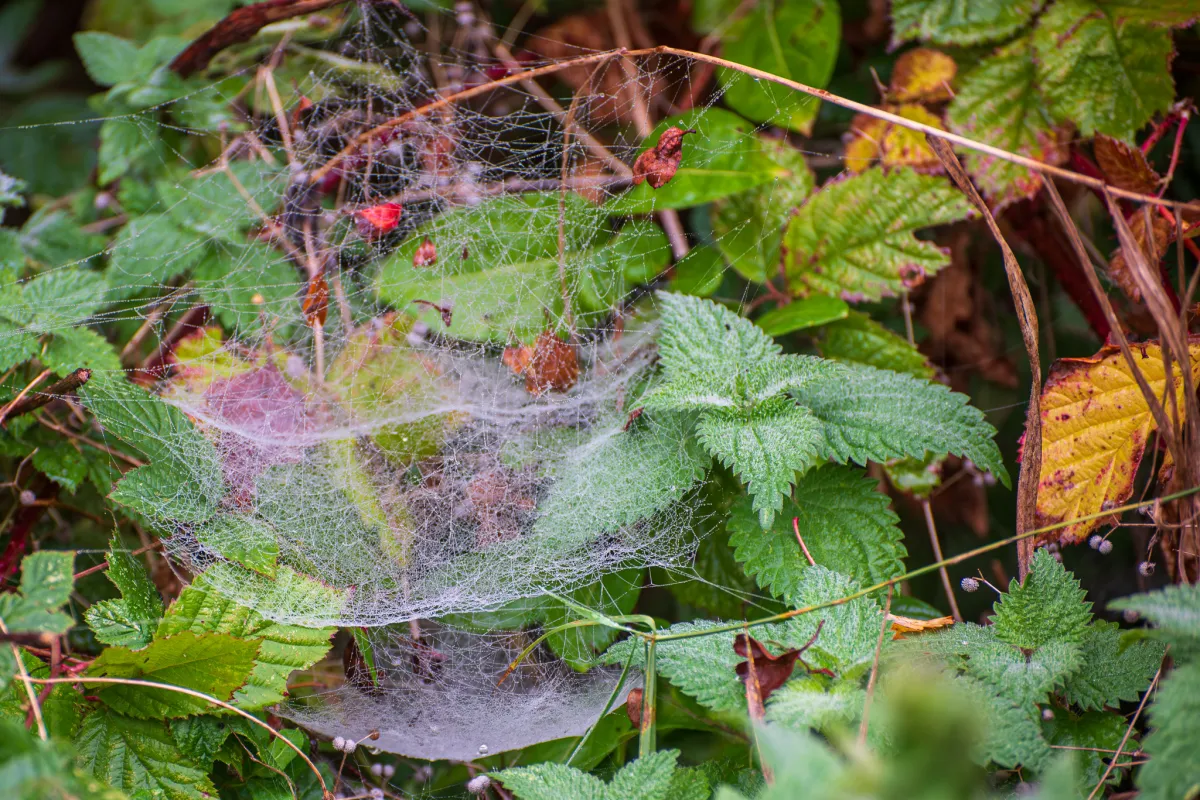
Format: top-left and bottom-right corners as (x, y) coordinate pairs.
(85, 535), (162, 649)
(156, 575), (334, 709)
(696, 399), (824, 527)
(107, 215), (205, 288)
(754, 296), (849, 337)
(376, 193), (669, 341)
(713, 139), (816, 284)
(543, 569), (644, 670)
(20, 268), (107, 333)
(958, 675), (1050, 770)
(1061, 620), (1164, 711)
(31, 442), (88, 493)
(110, 460), (219, 524)
(653, 292), (780, 384)
(946, 38), (1065, 207)
(991, 550), (1092, 650)
(86, 600), (156, 649)
(609, 109), (786, 214)
(42, 327), (122, 376)
(1136, 660), (1200, 800)
(1110, 582), (1200, 650)
(0, 170), (25, 220)
(75, 708), (217, 800)
(156, 160), (282, 243)
(90, 631), (259, 718)
(782, 168), (974, 302)
(0, 718), (125, 800)
(193, 515), (279, 577)
(890, 0), (1044, 45)
(0, 551), (75, 634)
(495, 749), (680, 800)
(764, 674), (865, 734)
(1044, 709), (1128, 790)
(970, 638), (1080, 709)
(716, 1), (839, 134)
(727, 464), (906, 601)
(534, 413), (710, 547)
(818, 311), (933, 379)
(170, 716), (231, 768)
(791, 360), (1009, 485)
(98, 117), (159, 184)
(0, 326), (39, 372)
(1033, 0), (1175, 141)
(669, 245), (726, 298)
(73, 32), (140, 86)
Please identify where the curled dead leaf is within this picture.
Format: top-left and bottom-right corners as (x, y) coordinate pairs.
(354, 202), (403, 238)
(413, 238), (437, 267)
(888, 613), (955, 639)
(844, 105), (945, 174)
(302, 273), (329, 327)
(733, 634), (803, 703)
(889, 48), (957, 103)
(1108, 211), (1174, 303)
(502, 331), (579, 395)
(626, 687), (643, 728)
(632, 127), (696, 189)
(1094, 134), (1160, 196)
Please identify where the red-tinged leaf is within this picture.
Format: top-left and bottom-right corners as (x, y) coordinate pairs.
(290, 94), (313, 126)
(354, 202), (403, 238)
(301, 273), (328, 328)
(632, 126), (696, 189)
(502, 331), (579, 395)
(413, 237), (437, 267)
(1094, 134), (1161, 195)
(1108, 212), (1174, 302)
(733, 634), (802, 703)
(626, 687), (644, 728)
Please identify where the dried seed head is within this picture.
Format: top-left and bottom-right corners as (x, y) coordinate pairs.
(1122, 608), (1140, 623)
(467, 775), (492, 795)
(960, 577), (980, 592)
(1088, 534), (1102, 549)
(1138, 561), (1156, 577)
(18, 490), (36, 506)
(382, 764), (395, 779)
(413, 238), (437, 267)
(369, 790), (384, 800)
(343, 738), (357, 754)
(1098, 539), (1113, 555)
(631, 127), (696, 189)
(332, 736), (346, 751)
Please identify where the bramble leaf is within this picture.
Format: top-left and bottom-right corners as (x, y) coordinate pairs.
(716, 1), (839, 135)
(1033, 0), (1175, 141)
(754, 296), (849, 337)
(75, 708), (216, 800)
(817, 311), (933, 379)
(782, 167), (974, 302)
(84, 535), (163, 649)
(946, 38), (1067, 207)
(1034, 339), (1200, 544)
(0, 551), (75, 636)
(890, 0), (1043, 46)
(727, 464), (906, 600)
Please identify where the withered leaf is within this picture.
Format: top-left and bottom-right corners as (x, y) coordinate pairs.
(889, 48), (957, 104)
(502, 331), (579, 395)
(302, 273), (328, 327)
(1094, 134), (1160, 196)
(1108, 211), (1174, 303)
(413, 237), (437, 267)
(632, 127), (696, 189)
(354, 201), (403, 238)
(732, 634), (802, 703)
(344, 634), (381, 696)
(625, 687), (644, 728)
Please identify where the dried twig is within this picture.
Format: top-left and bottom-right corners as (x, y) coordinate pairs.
(0, 369), (91, 428)
(857, 583), (893, 746)
(928, 136), (1042, 579)
(1086, 665), (1162, 800)
(922, 499), (961, 622)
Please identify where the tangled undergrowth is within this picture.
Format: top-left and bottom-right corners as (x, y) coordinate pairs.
(1, 0), (1199, 798)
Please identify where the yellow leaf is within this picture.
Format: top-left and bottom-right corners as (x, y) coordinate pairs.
(889, 48), (957, 104)
(843, 106), (945, 174)
(1035, 339), (1200, 545)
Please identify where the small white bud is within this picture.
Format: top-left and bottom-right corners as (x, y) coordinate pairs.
(1042, 708), (1054, 721)
(370, 763), (383, 776)
(467, 775), (492, 795)
(960, 577), (980, 592)
(343, 738), (357, 754)
(332, 736), (346, 751)
(382, 764), (395, 778)
(1098, 539), (1113, 555)
(1123, 609), (1140, 623)
(18, 489), (36, 506)
(369, 790), (384, 800)
(1089, 534), (1103, 549)
(1138, 561), (1155, 577)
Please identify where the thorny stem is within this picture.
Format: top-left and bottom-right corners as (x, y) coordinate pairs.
(312, 46), (1200, 214)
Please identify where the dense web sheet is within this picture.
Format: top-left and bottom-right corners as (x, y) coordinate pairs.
(0, 1), (834, 760)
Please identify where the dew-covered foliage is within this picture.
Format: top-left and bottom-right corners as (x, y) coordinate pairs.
(1, 1), (1199, 798)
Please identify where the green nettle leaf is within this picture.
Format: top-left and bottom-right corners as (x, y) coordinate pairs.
(1110, 582), (1200, 651)
(716, 0), (840, 134)
(90, 631), (260, 718)
(0, 718), (125, 800)
(495, 749), (681, 800)
(696, 399), (824, 526)
(791, 361), (1008, 485)
(1061, 620), (1164, 711)
(957, 675), (1050, 771)
(156, 576), (334, 709)
(754, 295), (849, 337)
(19, 268), (107, 332)
(43, 327), (123, 376)
(713, 140), (815, 285)
(0, 325), (39, 372)
(817, 311), (933, 379)
(946, 38), (1064, 207)
(970, 638), (1080, 709)
(85, 535), (163, 649)
(727, 464), (906, 600)
(377, 193), (668, 341)
(73, 32), (141, 87)
(782, 168), (974, 302)
(1135, 661), (1200, 800)
(1043, 710), (1128, 790)
(991, 550), (1092, 650)
(1033, 0), (1175, 141)
(98, 117), (160, 184)
(0, 551), (75, 636)
(604, 568), (884, 713)
(764, 675), (865, 734)
(610, 109), (787, 214)
(654, 292), (782, 382)
(75, 708), (217, 800)
(890, 0), (1044, 45)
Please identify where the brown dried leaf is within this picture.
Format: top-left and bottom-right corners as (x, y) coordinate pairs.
(632, 127), (696, 189)
(888, 613), (955, 639)
(302, 274), (328, 327)
(413, 238), (437, 268)
(343, 635), (380, 695)
(502, 331), (579, 395)
(889, 48), (957, 103)
(1108, 211), (1175, 303)
(1094, 134), (1160, 196)
(625, 687), (643, 728)
(733, 634), (801, 703)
